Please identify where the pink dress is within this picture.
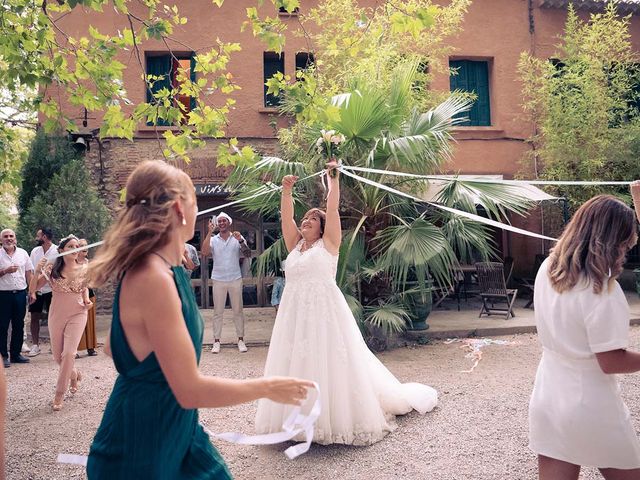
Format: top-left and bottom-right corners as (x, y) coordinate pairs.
(44, 263), (90, 394)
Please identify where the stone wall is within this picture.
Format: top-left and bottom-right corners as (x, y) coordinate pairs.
(83, 135), (281, 313)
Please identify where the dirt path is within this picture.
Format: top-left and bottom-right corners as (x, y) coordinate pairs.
(7, 328), (640, 479)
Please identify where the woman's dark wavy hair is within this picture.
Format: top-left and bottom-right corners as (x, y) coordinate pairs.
(50, 235), (79, 280)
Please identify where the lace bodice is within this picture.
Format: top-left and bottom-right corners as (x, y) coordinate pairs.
(285, 238), (338, 285)
(43, 262), (89, 294)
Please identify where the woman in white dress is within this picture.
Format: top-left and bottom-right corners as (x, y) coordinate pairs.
(255, 161), (438, 446)
(529, 183), (640, 480)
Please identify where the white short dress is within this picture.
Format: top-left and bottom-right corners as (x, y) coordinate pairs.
(529, 259), (640, 469)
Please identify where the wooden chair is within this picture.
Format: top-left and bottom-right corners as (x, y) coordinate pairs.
(475, 262), (518, 319)
(515, 254), (547, 308)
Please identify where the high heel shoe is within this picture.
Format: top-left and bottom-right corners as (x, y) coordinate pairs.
(69, 370), (82, 394)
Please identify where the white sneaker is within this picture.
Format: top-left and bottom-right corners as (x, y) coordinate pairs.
(211, 342), (220, 354)
(21, 342), (30, 353)
(238, 340), (248, 353)
(28, 344), (41, 357)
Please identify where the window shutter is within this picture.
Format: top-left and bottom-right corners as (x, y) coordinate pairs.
(146, 55), (172, 126)
(190, 55), (197, 112)
(449, 60), (491, 126)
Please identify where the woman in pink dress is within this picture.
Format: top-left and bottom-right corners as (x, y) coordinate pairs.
(30, 235), (92, 411)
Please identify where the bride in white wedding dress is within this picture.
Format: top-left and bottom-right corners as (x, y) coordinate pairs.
(254, 162), (438, 446)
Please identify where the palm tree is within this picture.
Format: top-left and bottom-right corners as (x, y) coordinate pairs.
(226, 61), (531, 343)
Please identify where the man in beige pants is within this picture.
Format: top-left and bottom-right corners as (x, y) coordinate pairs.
(201, 212), (251, 353)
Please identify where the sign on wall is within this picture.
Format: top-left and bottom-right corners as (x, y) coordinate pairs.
(194, 184), (230, 196)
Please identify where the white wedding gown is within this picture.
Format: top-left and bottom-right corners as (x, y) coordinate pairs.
(255, 238), (438, 445)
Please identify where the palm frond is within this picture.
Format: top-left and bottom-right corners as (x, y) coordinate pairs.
(331, 89), (389, 146)
(366, 95), (472, 173)
(364, 302), (411, 335)
(254, 237), (289, 278)
(435, 179), (532, 219)
(374, 218), (457, 289)
(440, 215), (497, 264)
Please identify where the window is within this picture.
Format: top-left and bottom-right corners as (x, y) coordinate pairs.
(279, 6), (299, 14)
(264, 52), (285, 107)
(449, 60), (491, 126)
(295, 52), (315, 72)
(146, 53), (195, 126)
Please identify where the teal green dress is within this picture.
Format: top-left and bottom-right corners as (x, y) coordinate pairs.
(87, 267), (232, 479)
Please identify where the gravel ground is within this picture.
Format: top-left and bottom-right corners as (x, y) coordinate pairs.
(7, 327), (640, 480)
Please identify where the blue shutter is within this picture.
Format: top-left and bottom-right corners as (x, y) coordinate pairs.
(146, 55), (172, 126)
(449, 60), (491, 126)
(190, 55), (197, 112)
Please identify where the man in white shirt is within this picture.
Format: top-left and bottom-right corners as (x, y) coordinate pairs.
(201, 212), (251, 354)
(0, 229), (33, 368)
(27, 228), (58, 357)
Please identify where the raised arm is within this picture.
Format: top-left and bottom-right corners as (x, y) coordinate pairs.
(631, 180), (640, 222)
(139, 267), (313, 409)
(281, 175), (301, 252)
(322, 161), (342, 255)
(201, 220), (215, 257)
(29, 258), (49, 294)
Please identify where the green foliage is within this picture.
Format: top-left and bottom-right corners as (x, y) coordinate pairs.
(19, 159), (110, 247)
(0, 126), (32, 231)
(18, 130), (81, 215)
(519, 4), (640, 207)
(0, 0), (250, 163)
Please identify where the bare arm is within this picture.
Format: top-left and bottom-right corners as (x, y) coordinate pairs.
(139, 268), (312, 409)
(631, 180), (640, 222)
(322, 161), (342, 255)
(201, 220), (215, 257)
(281, 175), (301, 252)
(182, 251), (196, 271)
(596, 349), (640, 374)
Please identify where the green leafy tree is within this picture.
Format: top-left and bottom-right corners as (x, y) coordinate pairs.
(0, 126), (32, 230)
(519, 4), (640, 207)
(0, 0), (303, 164)
(18, 130), (81, 215)
(19, 159), (110, 246)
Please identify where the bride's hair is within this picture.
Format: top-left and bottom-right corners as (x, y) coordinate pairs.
(548, 195), (637, 294)
(89, 161), (194, 287)
(302, 208), (326, 235)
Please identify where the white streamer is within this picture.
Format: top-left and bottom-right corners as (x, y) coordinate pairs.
(342, 165), (634, 186)
(339, 167), (558, 242)
(57, 383), (321, 467)
(205, 381), (321, 460)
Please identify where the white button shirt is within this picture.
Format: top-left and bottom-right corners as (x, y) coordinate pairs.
(210, 234), (243, 282)
(0, 247), (34, 291)
(30, 245), (58, 294)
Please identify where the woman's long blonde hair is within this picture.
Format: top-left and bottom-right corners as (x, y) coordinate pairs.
(548, 195), (638, 294)
(89, 161), (194, 287)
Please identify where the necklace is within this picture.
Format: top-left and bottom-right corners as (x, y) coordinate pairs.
(300, 238), (320, 253)
(151, 251), (174, 268)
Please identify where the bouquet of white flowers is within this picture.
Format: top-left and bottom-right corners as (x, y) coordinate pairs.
(315, 129), (345, 160)
(315, 129), (345, 178)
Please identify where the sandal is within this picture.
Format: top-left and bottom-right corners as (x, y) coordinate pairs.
(69, 370), (82, 394)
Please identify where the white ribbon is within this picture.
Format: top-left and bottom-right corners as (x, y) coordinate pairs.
(341, 165), (634, 186)
(57, 382), (321, 466)
(52, 171), (325, 259)
(204, 381), (321, 460)
(339, 167), (558, 242)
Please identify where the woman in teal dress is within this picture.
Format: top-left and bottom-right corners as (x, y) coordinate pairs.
(87, 161), (312, 480)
